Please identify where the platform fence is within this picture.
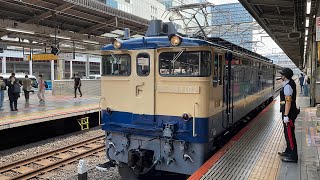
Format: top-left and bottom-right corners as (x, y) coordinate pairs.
(52, 79), (101, 96)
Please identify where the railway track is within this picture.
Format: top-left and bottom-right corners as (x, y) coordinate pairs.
(0, 135), (105, 180)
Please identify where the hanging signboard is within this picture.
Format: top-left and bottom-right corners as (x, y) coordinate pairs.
(27, 54), (58, 61)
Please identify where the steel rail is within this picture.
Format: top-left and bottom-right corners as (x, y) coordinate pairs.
(0, 135), (105, 179)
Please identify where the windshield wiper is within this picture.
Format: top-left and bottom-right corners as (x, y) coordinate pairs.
(111, 53), (119, 63)
(171, 50), (185, 64)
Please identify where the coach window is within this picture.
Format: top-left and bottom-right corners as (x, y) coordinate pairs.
(102, 54), (131, 76)
(136, 53), (150, 76)
(159, 51), (211, 77)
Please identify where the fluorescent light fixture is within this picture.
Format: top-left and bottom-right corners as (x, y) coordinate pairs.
(49, 34), (71, 40)
(305, 29), (308, 35)
(101, 33), (119, 38)
(307, 1), (311, 14)
(6, 28), (35, 35)
(306, 17), (309, 27)
(305, 37), (308, 41)
(111, 29), (125, 35)
(83, 40), (99, 44)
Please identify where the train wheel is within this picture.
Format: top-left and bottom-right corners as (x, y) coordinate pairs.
(118, 163), (139, 180)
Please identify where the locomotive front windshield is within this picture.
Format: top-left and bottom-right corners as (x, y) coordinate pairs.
(102, 54), (131, 76)
(159, 51), (211, 77)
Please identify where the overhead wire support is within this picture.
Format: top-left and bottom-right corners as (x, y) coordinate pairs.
(163, 2), (215, 39)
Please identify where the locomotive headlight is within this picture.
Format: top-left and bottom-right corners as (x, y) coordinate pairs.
(169, 34), (182, 46)
(106, 107), (112, 114)
(112, 39), (122, 49)
(182, 113), (191, 121)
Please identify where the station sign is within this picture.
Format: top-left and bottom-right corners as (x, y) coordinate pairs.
(316, 17), (320, 41)
(27, 54), (58, 61)
(58, 53), (73, 60)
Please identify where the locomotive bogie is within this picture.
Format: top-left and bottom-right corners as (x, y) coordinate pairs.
(105, 132), (207, 175)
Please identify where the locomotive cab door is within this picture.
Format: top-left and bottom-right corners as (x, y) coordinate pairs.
(132, 50), (155, 124)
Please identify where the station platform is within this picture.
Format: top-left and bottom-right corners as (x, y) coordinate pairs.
(189, 95), (320, 180)
(0, 93), (100, 130)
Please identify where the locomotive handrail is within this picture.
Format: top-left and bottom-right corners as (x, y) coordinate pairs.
(99, 97), (106, 125)
(193, 102), (198, 137)
(136, 82), (145, 96)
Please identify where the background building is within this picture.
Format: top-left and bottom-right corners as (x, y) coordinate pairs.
(210, 3), (254, 51)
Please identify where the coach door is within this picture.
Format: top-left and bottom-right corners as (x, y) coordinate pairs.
(132, 50), (155, 124)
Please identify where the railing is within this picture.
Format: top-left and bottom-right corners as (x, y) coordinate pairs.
(52, 79), (101, 96)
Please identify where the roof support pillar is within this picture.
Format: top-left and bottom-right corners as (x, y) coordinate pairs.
(1, 56), (6, 74)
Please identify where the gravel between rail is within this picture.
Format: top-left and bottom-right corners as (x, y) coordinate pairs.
(0, 127), (122, 180)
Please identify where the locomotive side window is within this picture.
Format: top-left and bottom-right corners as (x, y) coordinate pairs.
(218, 55), (223, 85)
(102, 54), (131, 76)
(136, 53), (150, 76)
(213, 54), (219, 80)
(159, 51), (211, 77)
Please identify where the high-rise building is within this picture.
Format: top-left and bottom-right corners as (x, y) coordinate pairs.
(97, 0), (167, 21)
(211, 3), (254, 50)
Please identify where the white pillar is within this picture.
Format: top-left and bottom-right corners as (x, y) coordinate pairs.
(100, 59), (102, 75)
(51, 60), (55, 80)
(57, 60), (64, 80)
(70, 60), (73, 79)
(29, 60), (33, 75)
(86, 55), (90, 78)
(1, 56), (6, 73)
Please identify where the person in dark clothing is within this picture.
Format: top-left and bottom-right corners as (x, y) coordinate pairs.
(74, 73), (82, 98)
(298, 73), (304, 94)
(278, 68), (299, 163)
(8, 77), (20, 111)
(7, 72), (16, 100)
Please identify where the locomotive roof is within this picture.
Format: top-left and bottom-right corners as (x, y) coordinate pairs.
(101, 36), (216, 51)
(101, 36), (273, 63)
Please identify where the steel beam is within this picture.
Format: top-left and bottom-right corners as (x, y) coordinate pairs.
(248, 0), (294, 7)
(259, 14), (293, 21)
(25, 3), (75, 23)
(0, 19), (109, 44)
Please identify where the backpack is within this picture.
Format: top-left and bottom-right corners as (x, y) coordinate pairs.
(13, 82), (21, 94)
(307, 77), (310, 84)
(0, 81), (5, 90)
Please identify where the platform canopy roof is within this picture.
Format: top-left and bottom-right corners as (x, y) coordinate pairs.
(238, 0), (317, 68)
(0, 0), (149, 53)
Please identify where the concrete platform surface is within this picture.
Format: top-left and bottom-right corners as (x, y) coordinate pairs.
(189, 94), (320, 180)
(0, 92), (100, 130)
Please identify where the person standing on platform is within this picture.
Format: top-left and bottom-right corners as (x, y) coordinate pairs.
(74, 73), (82, 98)
(278, 68), (299, 163)
(37, 75), (45, 103)
(299, 73), (304, 94)
(22, 75), (32, 102)
(0, 76), (5, 110)
(7, 77), (20, 111)
(7, 72), (16, 100)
